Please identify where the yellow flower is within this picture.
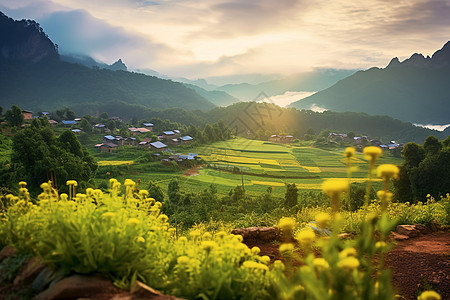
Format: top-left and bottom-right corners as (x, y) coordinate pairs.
(158, 214), (169, 223)
(339, 247), (357, 259)
(377, 164), (399, 180)
(363, 146), (382, 167)
(190, 230), (201, 238)
(177, 256), (190, 266)
(251, 246), (261, 255)
(242, 261), (269, 271)
(40, 182), (49, 189)
(259, 255), (270, 264)
(139, 190), (149, 197)
(273, 260), (285, 271)
(344, 147), (355, 158)
(66, 180), (78, 186)
(322, 180), (349, 198)
(426, 194), (431, 198)
(279, 217), (296, 235)
(296, 229), (315, 245)
(19, 181), (27, 187)
(127, 218), (141, 225)
(337, 256), (360, 270)
(279, 243), (295, 254)
(418, 291), (441, 300)
(315, 212), (331, 228)
(137, 236), (145, 243)
(102, 212), (116, 219)
(375, 241), (387, 250)
(203, 232), (212, 240)
(178, 236), (187, 243)
(313, 258), (330, 270)
(124, 179), (135, 187)
(201, 241), (217, 252)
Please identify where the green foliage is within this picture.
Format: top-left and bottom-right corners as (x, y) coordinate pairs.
(284, 183), (298, 208)
(5, 105), (24, 127)
(395, 136), (450, 202)
(7, 128), (97, 194)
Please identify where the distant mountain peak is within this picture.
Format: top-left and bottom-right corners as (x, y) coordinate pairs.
(110, 58), (127, 71)
(386, 41), (450, 69)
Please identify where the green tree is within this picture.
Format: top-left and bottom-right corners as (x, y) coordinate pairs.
(147, 181), (165, 203)
(65, 109), (76, 120)
(106, 120), (116, 131)
(80, 118), (93, 133)
(284, 183), (298, 208)
(5, 105), (24, 127)
(99, 112), (109, 120)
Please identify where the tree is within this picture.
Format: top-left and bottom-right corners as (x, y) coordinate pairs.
(423, 135), (442, 156)
(99, 112), (109, 120)
(284, 183), (298, 208)
(11, 127), (97, 193)
(147, 181), (165, 203)
(402, 142), (424, 167)
(5, 105), (24, 127)
(65, 109), (76, 120)
(80, 118), (92, 133)
(0, 106), (3, 116)
(106, 120), (116, 131)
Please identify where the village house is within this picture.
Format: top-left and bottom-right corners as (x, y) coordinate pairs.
(95, 143), (118, 153)
(150, 141), (167, 151)
(22, 110), (33, 120)
(142, 123), (154, 130)
(61, 120), (77, 127)
(180, 135), (194, 144)
(268, 135), (293, 144)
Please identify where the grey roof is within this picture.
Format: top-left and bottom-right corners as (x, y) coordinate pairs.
(163, 131), (175, 135)
(150, 141), (167, 149)
(62, 120), (77, 125)
(104, 135), (116, 140)
(181, 135), (193, 141)
(143, 123), (154, 127)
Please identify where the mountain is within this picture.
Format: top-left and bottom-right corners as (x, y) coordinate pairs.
(183, 84), (240, 107)
(0, 12), (215, 113)
(216, 69), (357, 101)
(290, 42), (450, 124)
(61, 54), (128, 71)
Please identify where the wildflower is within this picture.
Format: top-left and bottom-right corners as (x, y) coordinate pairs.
(259, 255), (270, 264)
(242, 261), (269, 271)
(102, 212), (116, 219)
(60, 193), (68, 201)
(216, 231), (227, 239)
(201, 241), (217, 252)
(279, 217), (295, 237)
(158, 214), (169, 223)
(137, 236), (145, 243)
(19, 181), (27, 187)
(124, 179), (135, 186)
(377, 164), (399, 180)
(40, 182), (49, 190)
(66, 180), (78, 186)
(190, 230), (201, 238)
(339, 247), (357, 259)
(418, 290), (441, 300)
(315, 212), (331, 229)
(178, 236), (187, 243)
(273, 260), (285, 271)
(139, 190), (149, 197)
(344, 147), (355, 158)
(375, 241), (387, 250)
(251, 246), (261, 255)
(203, 232), (212, 240)
(313, 258), (330, 270)
(427, 194), (431, 198)
(127, 218), (141, 225)
(363, 146), (382, 169)
(296, 229), (315, 246)
(337, 256), (360, 270)
(177, 256), (190, 266)
(279, 243), (295, 254)
(322, 179), (349, 213)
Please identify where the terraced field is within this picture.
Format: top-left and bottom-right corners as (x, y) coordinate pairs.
(177, 138), (401, 196)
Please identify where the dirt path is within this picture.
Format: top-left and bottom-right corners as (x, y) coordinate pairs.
(245, 231), (450, 300)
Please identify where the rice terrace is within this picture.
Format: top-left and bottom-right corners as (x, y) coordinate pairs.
(1, 4), (450, 300)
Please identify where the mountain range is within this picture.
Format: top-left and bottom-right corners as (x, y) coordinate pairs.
(0, 12), (215, 113)
(290, 42), (450, 125)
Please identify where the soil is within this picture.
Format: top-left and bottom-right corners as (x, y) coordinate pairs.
(183, 167), (200, 176)
(245, 231), (450, 300)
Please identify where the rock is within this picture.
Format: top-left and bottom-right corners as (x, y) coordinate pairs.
(430, 220), (442, 232)
(14, 256), (46, 286)
(389, 231), (409, 241)
(33, 274), (118, 300)
(130, 281), (182, 299)
(259, 227), (279, 242)
(0, 246), (16, 263)
(413, 224), (430, 235)
(31, 266), (66, 293)
(396, 225), (420, 238)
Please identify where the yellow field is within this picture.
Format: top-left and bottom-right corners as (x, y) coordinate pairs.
(301, 166), (321, 173)
(251, 180), (286, 187)
(203, 154), (280, 166)
(97, 160), (134, 166)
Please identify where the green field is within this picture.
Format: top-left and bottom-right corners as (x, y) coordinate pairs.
(94, 138), (403, 196)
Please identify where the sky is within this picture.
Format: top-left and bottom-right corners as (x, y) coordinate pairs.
(1, 0), (450, 82)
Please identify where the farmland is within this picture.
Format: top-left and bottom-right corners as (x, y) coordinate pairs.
(93, 137), (402, 196)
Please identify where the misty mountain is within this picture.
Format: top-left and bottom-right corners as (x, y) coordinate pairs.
(60, 54), (128, 71)
(290, 41), (450, 125)
(0, 12), (215, 113)
(216, 69), (357, 101)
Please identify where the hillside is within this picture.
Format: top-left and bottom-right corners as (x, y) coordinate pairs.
(0, 12), (215, 113)
(290, 42), (450, 124)
(216, 69), (357, 101)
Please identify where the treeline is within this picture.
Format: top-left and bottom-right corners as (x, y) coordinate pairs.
(395, 135), (450, 201)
